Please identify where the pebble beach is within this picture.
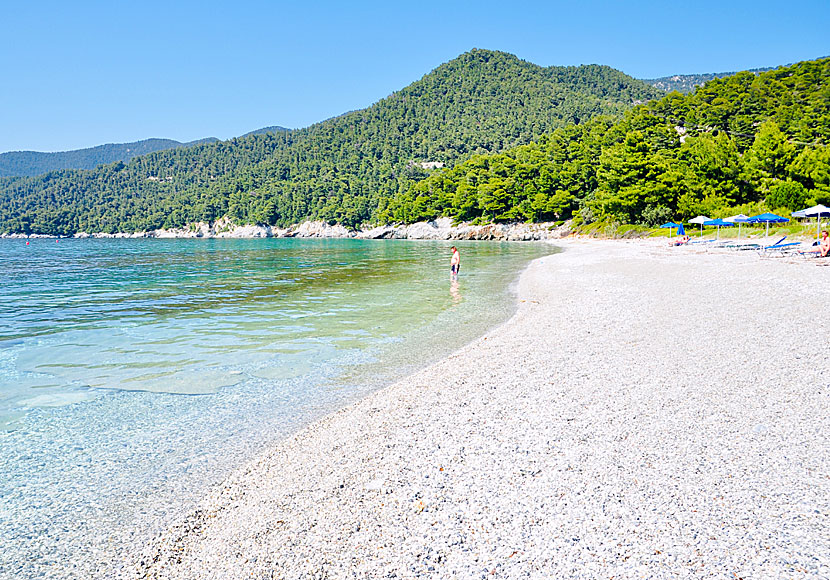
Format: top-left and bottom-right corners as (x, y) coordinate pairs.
(130, 239), (829, 579)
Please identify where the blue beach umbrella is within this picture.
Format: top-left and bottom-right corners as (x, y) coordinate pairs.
(703, 218), (733, 240)
(659, 222), (681, 237)
(747, 212), (789, 238)
(676, 223), (685, 236)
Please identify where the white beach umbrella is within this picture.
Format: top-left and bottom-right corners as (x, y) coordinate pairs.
(792, 204), (830, 244)
(724, 214), (751, 238)
(688, 215), (711, 237)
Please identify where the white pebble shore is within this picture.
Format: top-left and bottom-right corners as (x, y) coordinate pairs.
(128, 239), (829, 579)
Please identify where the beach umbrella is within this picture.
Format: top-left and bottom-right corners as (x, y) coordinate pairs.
(724, 214), (751, 238)
(792, 204), (830, 244)
(676, 223), (685, 236)
(747, 212), (789, 238)
(703, 218), (733, 240)
(688, 215), (711, 237)
(659, 222), (681, 237)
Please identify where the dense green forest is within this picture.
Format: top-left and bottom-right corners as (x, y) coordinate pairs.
(0, 137), (220, 178)
(0, 50), (662, 235)
(385, 57), (830, 227)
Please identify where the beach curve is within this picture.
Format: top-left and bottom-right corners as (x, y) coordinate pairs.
(129, 239), (829, 579)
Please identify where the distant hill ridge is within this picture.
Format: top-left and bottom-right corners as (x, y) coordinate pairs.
(643, 56), (829, 93)
(240, 126), (290, 138)
(0, 126), (290, 178)
(0, 138), (218, 178)
(643, 67), (775, 94)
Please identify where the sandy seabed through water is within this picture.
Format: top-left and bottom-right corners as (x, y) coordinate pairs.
(129, 238), (829, 579)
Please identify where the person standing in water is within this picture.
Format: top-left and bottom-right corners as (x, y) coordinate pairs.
(450, 246), (460, 279)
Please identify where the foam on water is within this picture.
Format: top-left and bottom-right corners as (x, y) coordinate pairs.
(0, 237), (555, 579)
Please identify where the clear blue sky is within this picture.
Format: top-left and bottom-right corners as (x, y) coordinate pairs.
(1, 0), (827, 153)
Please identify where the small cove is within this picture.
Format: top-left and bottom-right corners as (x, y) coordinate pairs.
(0, 237), (556, 579)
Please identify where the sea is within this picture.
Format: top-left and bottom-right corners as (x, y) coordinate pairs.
(0, 237), (555, 578)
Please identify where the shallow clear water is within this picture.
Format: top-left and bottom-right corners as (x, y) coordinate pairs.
(0, 237), (554, 578)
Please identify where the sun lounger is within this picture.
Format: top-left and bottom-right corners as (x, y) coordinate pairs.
(757, 237), (798, 255)
(796, 244), (828, 259)
(763, 236), (788, 248)
(762, 241), (801, 253)
(718, 241), (761, 250)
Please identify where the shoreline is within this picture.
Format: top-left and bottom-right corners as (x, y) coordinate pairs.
(130, 238), (828, 578)
(5, 218), (821, 245)
(0, 217), (569, 242)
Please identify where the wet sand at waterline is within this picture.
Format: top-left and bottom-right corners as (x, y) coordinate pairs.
(132, 239), (829, 579)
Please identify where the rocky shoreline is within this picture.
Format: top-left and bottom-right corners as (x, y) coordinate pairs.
(1, 217), (572, 242)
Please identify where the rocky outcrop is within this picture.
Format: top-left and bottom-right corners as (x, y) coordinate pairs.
(74, 231), (150, 239)
(216, 224), (276, 238)
(287, 221), (352, 238)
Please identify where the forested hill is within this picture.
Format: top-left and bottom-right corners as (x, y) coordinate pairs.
(0, 49), (663, 235)
(385, 57), (830, 227)
(0, 137), (219, 178)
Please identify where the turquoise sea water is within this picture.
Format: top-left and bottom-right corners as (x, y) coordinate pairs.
(0, 237), (554, 579)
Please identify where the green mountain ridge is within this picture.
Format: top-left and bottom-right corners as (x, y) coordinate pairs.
(0, 137), (220, 178)
(0, 49), (663, 235)
(0, 126), (291, 178)
(240, 126), (291, 138)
